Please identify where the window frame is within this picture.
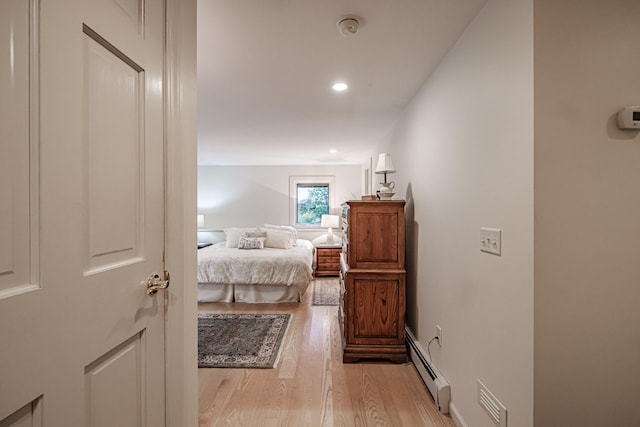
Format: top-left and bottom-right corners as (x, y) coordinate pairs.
(289, 176), (336, 228)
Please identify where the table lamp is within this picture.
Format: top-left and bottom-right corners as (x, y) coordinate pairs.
(375, 153), (396, 200)
(320, 214), (341, 245)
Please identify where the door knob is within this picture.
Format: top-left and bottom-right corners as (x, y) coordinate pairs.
(146, 271), (170, 295)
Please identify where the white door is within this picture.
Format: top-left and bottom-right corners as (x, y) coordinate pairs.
(0, 0), (167, 425)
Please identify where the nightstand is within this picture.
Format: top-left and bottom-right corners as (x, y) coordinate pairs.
(315, 245), (342, 277)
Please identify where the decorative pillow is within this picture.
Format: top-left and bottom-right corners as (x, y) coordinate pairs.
(263, 229), (293, 249)
(238, 236), (265, 250)
(245, 230), (267, 238)
(262, 224), (297, 246)
(224, 227), (257, 248)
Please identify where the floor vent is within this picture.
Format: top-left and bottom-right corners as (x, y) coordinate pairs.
(477, 379), (507, 427)
(406, 329), (450, 413)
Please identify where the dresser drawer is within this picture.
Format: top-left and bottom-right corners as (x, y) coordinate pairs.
(317, 248), (341, 260)
(317, 262), (340, 271)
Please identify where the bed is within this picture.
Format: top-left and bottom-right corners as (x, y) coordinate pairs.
(197, 229), (314, 303)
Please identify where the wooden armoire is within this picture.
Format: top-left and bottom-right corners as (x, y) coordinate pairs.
(339, 200), (407, 363)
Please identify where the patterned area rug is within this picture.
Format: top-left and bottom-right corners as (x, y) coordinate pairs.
(312, 278), (340, 306)
(198, 313), (291, 368)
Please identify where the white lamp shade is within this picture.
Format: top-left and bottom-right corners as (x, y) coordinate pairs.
(320, 214), (340, 229)
(197, 214), (204, 228)
(375, 153), (396, 174)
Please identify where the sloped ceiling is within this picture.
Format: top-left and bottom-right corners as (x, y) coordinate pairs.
(197, 0), (487, 166)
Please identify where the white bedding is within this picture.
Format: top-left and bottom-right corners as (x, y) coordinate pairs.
(197, 239), (314, 297)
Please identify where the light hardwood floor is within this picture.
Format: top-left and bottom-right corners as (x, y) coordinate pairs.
(198, 280), (456, 427)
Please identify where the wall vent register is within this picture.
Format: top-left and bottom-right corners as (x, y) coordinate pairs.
(477, 379), (508, 427)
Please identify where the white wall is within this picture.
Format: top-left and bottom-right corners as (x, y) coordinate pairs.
(534, 1), (640, 425)
(197, 164), (361, 241)
(384, 1), (534, 426)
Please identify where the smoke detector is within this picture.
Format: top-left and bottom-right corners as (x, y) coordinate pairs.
(337, 16), (360, 37)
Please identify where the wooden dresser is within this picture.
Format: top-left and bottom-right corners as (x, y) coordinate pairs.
(315, 245), (341, 277)
(339, 200), (407, 363)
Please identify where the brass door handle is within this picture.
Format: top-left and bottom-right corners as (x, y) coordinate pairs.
(146, 271), (170, 295)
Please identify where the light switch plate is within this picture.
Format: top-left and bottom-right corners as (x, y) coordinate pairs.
(480, 228), (502, 256)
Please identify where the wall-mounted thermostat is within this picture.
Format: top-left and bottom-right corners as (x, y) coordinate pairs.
(617, 106), (640, 129)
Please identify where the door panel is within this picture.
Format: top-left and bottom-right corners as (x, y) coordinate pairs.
(0, 397), (43, 427)
(110, 0), (143, 33)
(0, 0), (38, 297)
(0, 0), (166, 424)
(83, 27), (143, 272)
(84, 332), (145, 427)
(353, 278), (400, 339)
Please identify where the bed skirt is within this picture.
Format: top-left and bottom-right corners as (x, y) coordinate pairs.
(197, 283), (303, 303)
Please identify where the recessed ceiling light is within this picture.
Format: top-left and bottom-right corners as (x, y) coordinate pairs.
(329, 149), (337, 154)
(332, 82), (348, 92)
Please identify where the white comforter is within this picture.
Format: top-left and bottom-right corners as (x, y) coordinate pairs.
(197, 239), (314, 293)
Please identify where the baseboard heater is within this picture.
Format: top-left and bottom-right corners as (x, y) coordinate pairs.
(406, 329), (451, 414)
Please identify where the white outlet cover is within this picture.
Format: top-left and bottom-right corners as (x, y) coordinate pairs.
(480, 228), (502, 256)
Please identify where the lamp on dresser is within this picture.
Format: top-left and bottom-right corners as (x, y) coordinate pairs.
(375, 153), (396, 200)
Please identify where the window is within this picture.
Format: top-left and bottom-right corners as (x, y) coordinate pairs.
(290, 176), (335, 227)
(297, 184), (329, 225)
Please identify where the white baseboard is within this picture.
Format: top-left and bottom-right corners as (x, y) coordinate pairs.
(449, 402), (468, 427)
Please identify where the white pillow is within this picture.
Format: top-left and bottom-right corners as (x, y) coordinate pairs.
(224, 227), (257, 248)
(264, 229), (293, 249)
(262, 224), (297, 246)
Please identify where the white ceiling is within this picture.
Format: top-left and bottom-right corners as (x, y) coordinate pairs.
(197, 0), (487, 166)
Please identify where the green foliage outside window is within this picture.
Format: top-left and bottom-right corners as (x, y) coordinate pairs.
(297, 185), (329, 224)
